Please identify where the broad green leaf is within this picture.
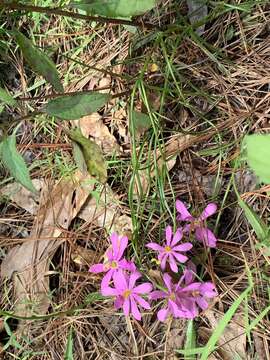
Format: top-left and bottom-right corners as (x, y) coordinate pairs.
(200, 285), (252, 360)
(69, 0), (157, 18)
(184, 320), (196, 360)
(0, 132), (36, 193)
(14, 31), (63, 93)
(68, 129), (107, 183)
(64, 328), (74, 360)
(45, 92), (109, 120)
(245, 134), (270, 184)
(0, 87), (17, 107)
(130, 110), (152, 136)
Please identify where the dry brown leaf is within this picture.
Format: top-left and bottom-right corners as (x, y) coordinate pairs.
(79, 185), (132, 237)
(0, 179), (44, 214)
(74, 113), (121, 154)
(1, 180), (132, 237)
(71, 245), (97, 266)
(166, 318), (186, 360)
(199, 310), (246, 360)
(1, 171), (94, 321)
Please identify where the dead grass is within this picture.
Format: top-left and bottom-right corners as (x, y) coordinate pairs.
(1, 1), (270, 359)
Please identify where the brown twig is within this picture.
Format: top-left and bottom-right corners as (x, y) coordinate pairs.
(1, 2), (159, 30)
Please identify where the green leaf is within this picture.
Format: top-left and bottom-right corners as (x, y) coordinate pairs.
(200, 285), (252, 360)
(0, 87), (17, 107)
(68, 128), (107, 183)
(69, 0), (157, 18)
(45, 92), (109, 120)
(238, 197), (268, 242)
(64, 328), (74, 360)
(184, 320), (196, 360)
(130, 110), (152, 136)
(0, 131), (36, 193)
(245, 134), (270, 184)
(13, 31), (63, 93)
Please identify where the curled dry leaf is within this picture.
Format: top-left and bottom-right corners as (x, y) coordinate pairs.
(1, 171), (94, 322)
(74, 113), (121, 154)
(199, 309), (246, 360)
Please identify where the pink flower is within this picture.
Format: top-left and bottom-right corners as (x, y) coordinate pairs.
(150, 273), (190, 321)
(150, 263), (218, 321)
(176, 200), (217, 248)
(89, 233), (135, 294)
(176, 262), (218, 318)
(146, 226), (193, 273)
(102, 271), (153, 321)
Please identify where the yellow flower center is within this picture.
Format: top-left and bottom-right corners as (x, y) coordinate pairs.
(169, 293), (176, 301)
(110, 260), (118, 269)
(165, 246), (171, 253)
(123, 290), (131, 299)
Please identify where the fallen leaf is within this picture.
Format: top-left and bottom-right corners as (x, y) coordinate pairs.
(75, 113), (120, 154)
(166, 318), (186, 360)
(79, 185), (132, 237)
(129, 110), (152, 138)
(199, 309), (246, 360)
(68, 128), (107, 183)
(0, 179), (43, 214)
(71, 245), (96, 266)
(0, 180), (132, 238)
(1, 171), (94, 322)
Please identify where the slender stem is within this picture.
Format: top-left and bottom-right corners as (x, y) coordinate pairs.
(1, 2), (159, 30)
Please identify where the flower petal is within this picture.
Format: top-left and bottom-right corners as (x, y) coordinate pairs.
(101, 269), (114, 290)
(101, 285), (118, 296)
(195, 227), (217, 248)
(163, 273), (173, 293)
(117, 235), (128, 260)
(129, 271), (141, 289)
(110, 232), (119, 258)
(172, 252), (188, 264)
(113, 269), (127, 290)
(118, 258), (136, 271)
(199, 282), (218, 298)
(181, 282), (201, 292)
(133, 294), (151, 310)
(146, 243), (164, 252)
(171, 229), (183, 247)
(169, 254), (179, 273)
(176, 200), (194, 221)
(199, 203), (217, 220)
(149, 290), (167, 300)
(114, 296), (124, 309)
(89, 263), (105, 273)
(123, 298), (130, 317)
(168, 299), (180, 317)
(196, 296), (209, 310)
(157, 308), (169, 322)
(172, 243), (193, 252)
(160, 253), (168, 270)
(133, 283), (153, 294)
(165, 226), (173, 246)
(130, 297), (141, 320)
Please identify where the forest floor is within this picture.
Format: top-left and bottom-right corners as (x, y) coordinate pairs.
(0, 1), (270, 359)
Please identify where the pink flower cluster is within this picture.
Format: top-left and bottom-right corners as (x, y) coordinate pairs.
(89, 200), (218, 321)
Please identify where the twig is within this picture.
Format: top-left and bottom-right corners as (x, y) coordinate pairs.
(1, 2), (159, 30)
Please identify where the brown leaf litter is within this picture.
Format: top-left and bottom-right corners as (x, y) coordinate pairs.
(199, 309), (246, 360)
(1, 171), (94, 325)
